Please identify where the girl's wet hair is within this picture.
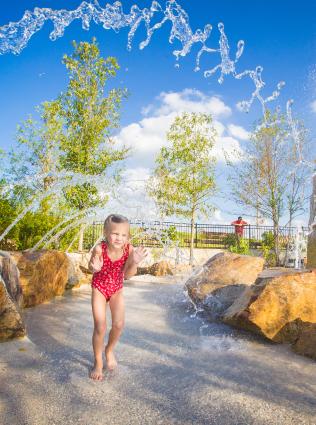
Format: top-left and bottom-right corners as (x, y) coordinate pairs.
(103, 214), (129, 233)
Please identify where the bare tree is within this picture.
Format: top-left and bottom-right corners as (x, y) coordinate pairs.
(226, 110), (309, 265)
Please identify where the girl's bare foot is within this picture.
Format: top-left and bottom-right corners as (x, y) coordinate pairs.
(105, 346), (117, 370)
(90, 363), (104, 381)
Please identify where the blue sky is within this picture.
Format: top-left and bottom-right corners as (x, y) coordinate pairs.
(0, 0), (316, 225)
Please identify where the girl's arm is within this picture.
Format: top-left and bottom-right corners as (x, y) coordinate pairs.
(88, 244), (103, 273)
(123, 245), (148, 279)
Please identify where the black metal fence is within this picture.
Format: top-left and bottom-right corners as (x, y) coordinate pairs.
(83, 221), (310, 250)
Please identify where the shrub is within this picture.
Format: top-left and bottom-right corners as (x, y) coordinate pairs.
(223, 234), (250, 255)
(161, 225), (178, 244)
(261, 231), (277, 266)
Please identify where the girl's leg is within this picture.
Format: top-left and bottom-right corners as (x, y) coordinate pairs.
(105, 290), (125, 370)
(90, 287), (107, 380)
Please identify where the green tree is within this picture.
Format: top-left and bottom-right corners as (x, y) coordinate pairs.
(1, 39), (129, 251)
(0, 102), (66, 249)
(58, 38), (129, 250)
(147, 112), (217, 264)
(3, 100), (63, 206)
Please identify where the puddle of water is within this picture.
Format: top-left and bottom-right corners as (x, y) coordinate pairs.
(200, 335), (245, 352)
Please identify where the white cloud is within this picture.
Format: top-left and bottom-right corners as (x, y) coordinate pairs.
(116, 89), (239, 163)
(115, 113), (175, 155)
(228, 124), (250, 140)
(213, 120), (225, 137)
(111, 89), (247, 220)
(105, 167), (159, 220)
(213, 136), (243, 162)
(211, 209), (227, 224)
(155, 89), (232, 118)
(311, 100), (316, 113)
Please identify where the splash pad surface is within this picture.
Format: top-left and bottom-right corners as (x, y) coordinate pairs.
(1, 280), (315, 425)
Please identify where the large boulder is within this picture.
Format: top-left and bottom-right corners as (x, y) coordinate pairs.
(0, 252), (25, 341)
(10, 250), (71, 307)
(223, 269), (316, 359)
(184, 252), (264, 318)
(185, 252), (265, 303)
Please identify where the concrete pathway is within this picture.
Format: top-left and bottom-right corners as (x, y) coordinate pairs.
(1, 279), (316, 425)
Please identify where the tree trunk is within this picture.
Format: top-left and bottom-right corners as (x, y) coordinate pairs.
(189, 212), (195, 265)
(272, 218), (280, 266)
(283, 215), (293, 267)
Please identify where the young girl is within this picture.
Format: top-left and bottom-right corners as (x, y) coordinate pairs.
(88, 214), (147, 381)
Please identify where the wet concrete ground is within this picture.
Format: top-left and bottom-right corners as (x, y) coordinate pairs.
(1, 279), (316, 425)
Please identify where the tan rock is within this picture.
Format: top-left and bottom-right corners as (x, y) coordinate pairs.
(10, 250), (70, 307)
(137, 260), (173, 277)
(223, 269), (316, 345)
(0, 251), (22, 306)
(0, 277), (25, 340)
(307, 230), (316, 268)
(171, 263), (193, 276)
(292, 321), (316, 360)
(185, 252), (264, 304)
(0, 252), (25, 341)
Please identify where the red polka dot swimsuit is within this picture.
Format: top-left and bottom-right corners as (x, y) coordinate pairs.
(91, 241), (130, 301)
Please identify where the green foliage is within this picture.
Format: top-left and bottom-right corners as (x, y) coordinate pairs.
(261, 231), (277, 266)
(4, 101), (64, 205)
(0, 197), (19, 248)
(0, 38), (129, 252)
(58, 39), (129, 211)
(148, 112), (217, 219)
(147, 112), (217, 264)
(223, 233), (237, 248)
(262, 231), (275, 247)
(223, 234), (250, 255)
(161, 225), (178, 244)
(0, 199), (78, 251)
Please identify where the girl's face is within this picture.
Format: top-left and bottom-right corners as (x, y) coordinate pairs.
(105, 222), (129, 249)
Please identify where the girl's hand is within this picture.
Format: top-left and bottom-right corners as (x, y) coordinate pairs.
(91, 255), (103, 273)
(89, 244), (103, 273)
(132, 246), (148, 265)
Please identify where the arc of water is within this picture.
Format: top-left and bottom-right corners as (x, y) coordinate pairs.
(235, 67), (285, 114)
(0, 169), (116, 242)
(66, 227), (84, 252)
(0, 0), (173, 55)
(0, 187), (56, 243)
(42, 213), (98, 249)
(286, 99), (306, 165)
(130, 222), (190, 265)
(30, 206), (97, 251)
(137, 0), (213, 65)
(127, 2), (162, 51)
(0, 0), (314, 242)
(199, 23), (245, 84)
(0, 0), (297, 140)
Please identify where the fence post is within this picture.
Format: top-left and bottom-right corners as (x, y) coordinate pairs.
(195, 223), (198, 248)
